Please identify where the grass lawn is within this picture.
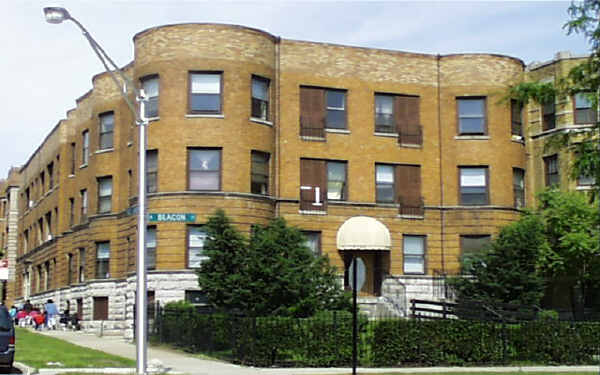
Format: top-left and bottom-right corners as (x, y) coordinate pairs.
(14, 327), (135, 370)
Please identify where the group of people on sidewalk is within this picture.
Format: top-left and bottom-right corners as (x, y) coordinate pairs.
(9, 299), (60, 330)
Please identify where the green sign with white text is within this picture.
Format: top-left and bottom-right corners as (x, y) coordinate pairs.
(148, 213), (196, 222)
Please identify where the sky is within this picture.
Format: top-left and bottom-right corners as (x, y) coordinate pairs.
(0, 0), (591, 177)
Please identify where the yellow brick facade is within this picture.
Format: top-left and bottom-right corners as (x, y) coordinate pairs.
(6, 24), (585, 331)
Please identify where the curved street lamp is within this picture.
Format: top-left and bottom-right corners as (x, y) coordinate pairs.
(43, 7), (149, 375)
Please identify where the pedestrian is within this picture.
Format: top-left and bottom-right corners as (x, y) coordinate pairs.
(23, 300), (32, 313)
(44, 299), (58, 329)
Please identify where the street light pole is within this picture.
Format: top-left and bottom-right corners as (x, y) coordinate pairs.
(44, 7), (149, 375)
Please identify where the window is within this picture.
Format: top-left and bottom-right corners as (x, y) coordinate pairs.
(48, 162), (54, 189)
(82, 130), (89, 165)
(189, 72), (221, 114)
(23, 230), (28, 252)
(99, 112), (114, 150)
(80, 189), (87, 222)
(511, 99), (523, 137)
(574, 93), (595, 124)
(70, 142), (76, 174)
(78, 248), (86, 283)
(326, 90), (346, 129)
(146, 226), (156, 270)
(44, 261), (50, 290)
(69, 198), (74, 227)
(457, 97), (486, 135)
(375, 94), (422, 144)
(40, 172), (45, 194)
(542, 100), (556, 130)
(375, 164), (422, 215)
(460, 235), (491, 257)
(187, 225), (207, 268)
(95, 242), (110, 279)
(376, 164), (395, 203)
(299, 87), (347, 137)
(459, 167), (489, 205)
(93, 296), (108, 320)
(37, 265), (42, 293)
(146, 150), (158, 193)
(185, 290), (209, 305)
(299, 159), (347, 211)
(578, 171), (596, 187)
(141, 75), (159, 118)
(251, 76), (269, 121)
(301, 231), (321, 256)
(544, 155), (559, 187)
(97, 176), (112, 213)
(67, 253), (74, 285)
(327, 162), (347, 200)
(375, 95), (394, 133)
(403, 235), (425, 274)
(251, 151), (269, 195)
(513, 168), (525, 209)
(188, 149), (221, 191)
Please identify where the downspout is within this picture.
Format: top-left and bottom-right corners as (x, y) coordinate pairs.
(437, 55), (446, 288)
(274, 37), (281, 218)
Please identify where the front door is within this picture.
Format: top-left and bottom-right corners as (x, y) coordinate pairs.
(342, 251), (388, 296)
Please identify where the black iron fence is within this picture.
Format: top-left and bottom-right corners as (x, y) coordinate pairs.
(149, 301), (600, 368)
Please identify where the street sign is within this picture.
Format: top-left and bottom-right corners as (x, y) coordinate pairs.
(148, 213), (196, 222)
(348, 257), (366, 291)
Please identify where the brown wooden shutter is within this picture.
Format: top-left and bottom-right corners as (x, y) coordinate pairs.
(300, 159), (326, 211)
(395, 96), (421, 144)
(300, 87), (325, 137)
(396, 165), (422, 214)
(93, 296), (109, 320)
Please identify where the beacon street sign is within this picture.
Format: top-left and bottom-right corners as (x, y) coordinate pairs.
(148, 213), (196, 222)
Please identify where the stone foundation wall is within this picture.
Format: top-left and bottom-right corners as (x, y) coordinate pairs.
(16, 270), (200, 339)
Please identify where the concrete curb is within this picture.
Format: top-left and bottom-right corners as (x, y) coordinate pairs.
(13, 362), (35, 375)
(257, 366), (600, 374)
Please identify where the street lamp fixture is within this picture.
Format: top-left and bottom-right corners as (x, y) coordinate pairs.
(43, 7), (149, 375)
(43, 7), (71, 24)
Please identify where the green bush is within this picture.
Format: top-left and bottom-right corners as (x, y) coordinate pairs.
(371, 319), (600, 367)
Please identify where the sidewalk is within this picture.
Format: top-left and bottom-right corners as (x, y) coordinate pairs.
(37, 330), (599, 375)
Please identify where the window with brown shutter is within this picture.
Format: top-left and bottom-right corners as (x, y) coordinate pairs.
(300, 87), (326, 138)
(395, 95), (422, 145)
(300, 159), (327, 211)
(396, 165), (423, 216)
(93, 296), (108, 320)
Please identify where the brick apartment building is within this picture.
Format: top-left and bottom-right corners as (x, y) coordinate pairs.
(2, 24), (594, 336)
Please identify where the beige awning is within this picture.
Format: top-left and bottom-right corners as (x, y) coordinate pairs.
(336, 216), (391, 250)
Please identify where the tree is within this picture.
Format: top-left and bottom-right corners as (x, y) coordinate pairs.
(196, 210), (351, 317)
(195, 209), (249, 312)
(448, 214), (549, 307)
(450, 190), (600, 318)
(536, 189), (600, 318)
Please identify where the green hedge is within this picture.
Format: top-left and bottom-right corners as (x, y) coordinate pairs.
(156, 303), (600, 367)
(371, 319), (600, 366)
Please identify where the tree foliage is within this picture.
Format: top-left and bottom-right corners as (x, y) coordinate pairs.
(450, 190), (600, 316)
(196, 210), (351, 317)
(448, 214), (548, 306)
(536, 189), (600, 316)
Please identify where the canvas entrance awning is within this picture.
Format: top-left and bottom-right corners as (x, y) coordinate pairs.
(336, 216), (391, 250)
